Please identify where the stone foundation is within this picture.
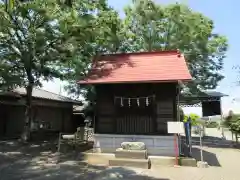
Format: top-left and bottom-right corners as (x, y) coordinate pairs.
(93, 134), (177, 156)
(83, 152), (197, 168)
(115, 148), (147, 159)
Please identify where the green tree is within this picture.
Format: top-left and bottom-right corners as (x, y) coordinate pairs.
(122, 0), (228, 93)
(63, 1), (125, 99)
(3, 0), (14, 11)
(3, 0), (73, 11)
(224, 110), (240, 143)
(0, 60), (22, 90)
(0, 0), (106, 141)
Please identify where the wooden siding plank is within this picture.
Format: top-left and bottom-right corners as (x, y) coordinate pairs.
(115, 116), (153, 134)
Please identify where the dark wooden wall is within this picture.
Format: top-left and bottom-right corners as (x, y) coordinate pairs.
(94, 84), (114, 133)
(202, 99), (221, 116)
(0, 104), (7, 136)
(95, 82), (178, 135)
(155, 83), (177, 134)
(0, 94), (74, 138)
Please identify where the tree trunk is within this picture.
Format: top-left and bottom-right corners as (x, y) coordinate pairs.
(21, 84), (33, 142)
(234, 133), (239, 146)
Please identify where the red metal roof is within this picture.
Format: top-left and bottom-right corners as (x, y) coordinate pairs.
(78, 50), (192, 84)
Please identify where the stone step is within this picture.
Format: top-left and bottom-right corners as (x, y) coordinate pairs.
(115, 148), (147, 159)
(180, 157), (197, 167)
(149, 156), (197, 168)
(149, 156), (176, 167)
(109, 158), (150, 169)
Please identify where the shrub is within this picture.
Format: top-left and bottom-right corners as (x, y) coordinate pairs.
(183, 113), (200, 126)
(183, 115), (188, 122)
(190, 113), (200, 125)
(192, 127), (200, 135)
(205, 121), (219, 128)
(224, 113), (240, 134)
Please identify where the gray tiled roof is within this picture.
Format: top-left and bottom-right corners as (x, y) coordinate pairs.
(204, 91), (228, 97)
(181, 91), (228, 98)
(13, 87), (81, 104)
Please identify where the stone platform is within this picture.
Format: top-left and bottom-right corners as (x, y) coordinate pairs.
(115, 148), (147, 159)
(83, 142), (196, 169)
(109, 147), (150, 169)
(83, 152), (197, 168)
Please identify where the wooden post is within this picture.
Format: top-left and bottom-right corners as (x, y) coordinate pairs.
(57, 132), (62, 152)
(177, 82), (182, 155)
(174, 133), (179, 166)
(168, 121), (184, 166)
(200, 129), (203, 162)
(220, 99), (225, 139)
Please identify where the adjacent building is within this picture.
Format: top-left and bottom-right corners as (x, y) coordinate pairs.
(0, 88), (81, 138)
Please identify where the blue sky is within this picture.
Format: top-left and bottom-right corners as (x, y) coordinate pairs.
(43, 0), (240, 115)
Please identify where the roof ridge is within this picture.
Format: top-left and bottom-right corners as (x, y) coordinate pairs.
(99, 50), (180, 57)
(79, 49), (191, 84)
(14, 87), (71, 99)
(34, 87), (70, 99)
(33, 88), (82, 102)
(8, 87), (81, 104)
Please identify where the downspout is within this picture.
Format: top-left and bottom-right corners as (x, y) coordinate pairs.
(177, 81), (182, 156)
(220, 99), (225, 139)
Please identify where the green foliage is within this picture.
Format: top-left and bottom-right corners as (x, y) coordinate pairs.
(121, 0), (228, 92)
(205, 121), (219, 128)
(0, 0), (84, 140)
(0, 0), (120, 90)
(0, 0), (121, 140)
(224, 113), (240, 134)
(4, 0), (15, 11)
(1, 0), (229, 112)
(63, 0), (228, 99)
(183, 115), (188, 122)
(183, 113), (200, 126)
(63, 0), (125, 97)
(0, 0), (72, 89)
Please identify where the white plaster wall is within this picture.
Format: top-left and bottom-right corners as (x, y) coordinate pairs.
(93, 134), (178, 156)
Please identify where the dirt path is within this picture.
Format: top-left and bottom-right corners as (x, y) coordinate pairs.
(138, 146), (240, 180)
(1, 140), (240, 180)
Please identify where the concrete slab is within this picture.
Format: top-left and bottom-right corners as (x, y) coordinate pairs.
(149, 155), (175, 167)
(82, 152), (114, 166)
(180, 157), (197, 167)
(109, 158), (150, 169)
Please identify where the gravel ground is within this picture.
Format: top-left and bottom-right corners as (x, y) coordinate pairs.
(1, 139), (240, 180)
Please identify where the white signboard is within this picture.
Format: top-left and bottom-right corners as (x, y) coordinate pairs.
(167, 122), (184, 134)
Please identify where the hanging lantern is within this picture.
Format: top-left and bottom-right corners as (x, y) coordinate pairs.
(137, 98), (140, 106)
(128, 98), (131, 107)
(146, 97), (149, 106)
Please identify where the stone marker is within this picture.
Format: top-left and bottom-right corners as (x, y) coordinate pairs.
(62, 134), (75, 140)
(48, 152), (60, 164)
(121, 142), (146, 150)
(197, 161), (209, 168)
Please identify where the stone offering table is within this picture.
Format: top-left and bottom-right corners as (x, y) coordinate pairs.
(109, 142), (150, 169)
